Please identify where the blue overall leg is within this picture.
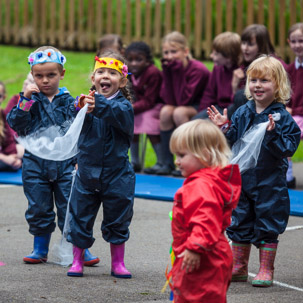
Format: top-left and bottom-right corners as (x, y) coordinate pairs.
(23, 234), (51, 264)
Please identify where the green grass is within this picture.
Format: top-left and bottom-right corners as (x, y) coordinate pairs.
(0, 45), (302, 166)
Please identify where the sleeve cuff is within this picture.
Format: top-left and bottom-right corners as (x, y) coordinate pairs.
(17, 94), (35, 111)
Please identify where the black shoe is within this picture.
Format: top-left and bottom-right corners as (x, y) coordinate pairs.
(144, 163), (162, 174)
(287, 177), (296, 189)
(132, 163), (141, 173)
(171, 170), (182, 177)
(156, 165), (173, 176)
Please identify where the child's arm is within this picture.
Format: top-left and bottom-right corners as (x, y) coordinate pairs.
(91, 93), (134, 137)
(231, 68), (245, 94)
(263, 111), (301, 158)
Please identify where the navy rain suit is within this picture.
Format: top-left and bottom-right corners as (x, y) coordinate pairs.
(7, 88), (77, 236)
(67, 92), (135, 249)
(226, 100), (301, 246)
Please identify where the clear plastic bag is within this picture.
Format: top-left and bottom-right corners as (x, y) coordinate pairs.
(231, 113), (280, 173)
(17, 104), (88, 161)
(48, 169), (76, 266)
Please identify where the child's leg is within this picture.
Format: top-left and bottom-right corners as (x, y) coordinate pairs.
(23, 165), (56, 263)
(101, 170), (135, 278)
(130, 134), (141, 172)
(252, 243), (278, 287)
(156, 105), (176, 175)
(143, 135), (163, 174)
(67, 246), (84, 277)
(231, 242), (251, 282)
(54, 165), (100, 266)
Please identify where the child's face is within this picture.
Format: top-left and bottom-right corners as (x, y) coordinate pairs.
(288, 29), (303, 60)
(126, 51), (149, 78)
(175, 150), (205, 178)
(0, 85), (5, 105)
(162, 42), (189, 66)
(31, 62), (65, 98)
(92, 68), (127, 98)
(210, 50), (232, 67)
(248, 75), (276, 109)
(241, 35), (259, 63)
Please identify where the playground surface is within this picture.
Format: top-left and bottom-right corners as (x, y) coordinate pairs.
(0, 165), (303, 302)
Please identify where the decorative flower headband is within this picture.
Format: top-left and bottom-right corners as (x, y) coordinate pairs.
(28, 49), (66, 67)
(94, 56), (128, 77)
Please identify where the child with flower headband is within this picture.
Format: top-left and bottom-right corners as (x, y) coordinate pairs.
(66, 50), (135, 278)
(7, 46), (99, 266)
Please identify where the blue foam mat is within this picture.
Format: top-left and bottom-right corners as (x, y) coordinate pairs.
(135, 174), (303, 217)
(0, 170), (302, 217)
(0, 169), (22, 185)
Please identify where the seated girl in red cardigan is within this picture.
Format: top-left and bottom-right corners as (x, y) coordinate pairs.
(125, 41), (163, 172)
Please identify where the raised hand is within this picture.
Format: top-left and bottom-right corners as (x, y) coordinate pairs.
(207, 106), (228, 126)
(24, 84), (40, 99)
(267, 114), (275, 131)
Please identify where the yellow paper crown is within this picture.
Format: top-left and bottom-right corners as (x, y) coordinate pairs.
(94, 56), (128, 77)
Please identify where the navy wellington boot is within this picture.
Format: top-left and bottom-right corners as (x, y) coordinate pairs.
(23, 234), (51, 264)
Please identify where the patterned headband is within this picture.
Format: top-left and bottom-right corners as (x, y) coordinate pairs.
(94, 56), (128, 77)
(28, 49), (66, 67)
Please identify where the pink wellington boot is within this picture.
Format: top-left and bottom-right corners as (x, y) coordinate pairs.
(252, 243), (277, 287)
(67, 246), (84, 277)
(231, 242), (251, 282)
(110, 243), (132, 278)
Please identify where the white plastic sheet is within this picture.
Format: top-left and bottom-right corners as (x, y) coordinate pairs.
(48, 170), (76, 266)
(231, 113), (281, 173)
(17, 104), (88, 161)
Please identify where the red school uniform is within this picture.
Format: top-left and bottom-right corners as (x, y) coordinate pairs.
(199, 64), (238, 111)
(160, 59), (210, 107)
(131, 64), (163, 114)
(171, 165), (241, 303)
(287, 61), (303, 116)
(1, 110), (17, 155)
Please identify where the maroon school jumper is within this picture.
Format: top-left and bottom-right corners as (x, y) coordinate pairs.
(287, 63), (303, 116)
(1, 110), (17, 155)
(199, 64), (238, 111)
(132, 64), (163, 114)
(160, 59), (210, 106)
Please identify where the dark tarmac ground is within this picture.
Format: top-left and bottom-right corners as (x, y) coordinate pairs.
(0, 164), (303, 303)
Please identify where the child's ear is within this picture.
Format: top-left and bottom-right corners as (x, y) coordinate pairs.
(119, 77), (128, 88)
(60, 69), (66, 80)
(91, 74), (95, 85)
(287, 38), (290, 45)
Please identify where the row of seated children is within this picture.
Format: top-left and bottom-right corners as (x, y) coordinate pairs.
(117, 24), (303, 187)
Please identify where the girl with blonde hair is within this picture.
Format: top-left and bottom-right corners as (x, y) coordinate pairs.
(208, 55), (301, 287)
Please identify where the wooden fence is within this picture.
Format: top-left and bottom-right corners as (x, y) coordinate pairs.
(0, 0), (302, 61)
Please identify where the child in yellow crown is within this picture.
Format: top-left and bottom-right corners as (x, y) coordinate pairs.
(66, 51), (135, 278)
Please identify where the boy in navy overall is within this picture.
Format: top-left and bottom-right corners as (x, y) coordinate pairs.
(7, 46), (99, 265)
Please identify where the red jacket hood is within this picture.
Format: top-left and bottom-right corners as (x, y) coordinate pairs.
(183, 164), (241, 209)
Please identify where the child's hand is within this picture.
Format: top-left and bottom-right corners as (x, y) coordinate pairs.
(24, 84), (40, 99)
(231, 68), (245, 94)
(207, 106), (228, 126)
(267, 114), (275, 131)
(83, 90), (95, 114)
(178, 249), (201, 273)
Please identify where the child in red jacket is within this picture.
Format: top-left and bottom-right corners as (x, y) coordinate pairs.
(169, 119), (241, 303)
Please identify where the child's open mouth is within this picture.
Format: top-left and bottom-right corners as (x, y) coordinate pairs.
(101, 83), (111, 90)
